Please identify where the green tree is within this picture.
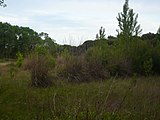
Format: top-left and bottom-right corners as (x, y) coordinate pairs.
(96, 26), (106, 40)
(39, 32), (56, 55)
(0, 22), (42, 58)
(116, 0), (142, 39)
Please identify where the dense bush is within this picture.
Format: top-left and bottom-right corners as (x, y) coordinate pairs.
(115, 37), (153, 75)
(54, 36), (160, 82)
(55, 49), (90, 82)
(56, 45), (112, 82)
(24, 46), (55, 87)
(85, 39), (133, 77)
(151, 42), (160, 74)
(85, 42), (110, 78)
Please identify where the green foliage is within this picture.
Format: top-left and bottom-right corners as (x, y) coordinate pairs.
(117, 0), (142, 38)
(143, 57), (153, 76)
(39, 32), (56, 56)
(115, 37), (153, 75)
(0, 22), (42, 59)
(96, 26), (106, 40)
(35, 45), (48, 56)
(151, 43), (160, 74)
(84, 36), (159, 77)
(0, 23), (56, 59)
(126, 40), (149, 74)
(86, 44), (108, 66)
(141, 32), (158, 46)
(85, 42), (110, 78)
(34, 45), (55, 68)
(16, 52), (23, 68)
(61, 48), (71, 60)
(56, 34), (160, 79)
(56, 41), (113, 82)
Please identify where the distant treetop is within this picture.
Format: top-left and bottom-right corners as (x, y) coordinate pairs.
(116, 0), (142, 38)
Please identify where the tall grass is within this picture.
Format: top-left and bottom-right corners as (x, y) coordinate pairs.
(0, 65), (160, 119)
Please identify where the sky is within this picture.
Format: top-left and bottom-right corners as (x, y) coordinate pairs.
(0, 0), (160, 46)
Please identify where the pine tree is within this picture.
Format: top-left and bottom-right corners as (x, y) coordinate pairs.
(96, 26), (106, 40)
(116, 0), (142, 39)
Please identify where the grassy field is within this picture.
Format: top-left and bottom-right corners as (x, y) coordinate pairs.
(0, 65), (160, 120)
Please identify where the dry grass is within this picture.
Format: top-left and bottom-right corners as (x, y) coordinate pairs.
(23, 55), (52, 87)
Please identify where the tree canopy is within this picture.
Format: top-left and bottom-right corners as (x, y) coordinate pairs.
(0, 22), (55, 58)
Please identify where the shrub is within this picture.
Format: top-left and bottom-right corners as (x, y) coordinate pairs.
(106, 41), (133, 76)
(24, 46), (55, 87)
(85, 40), (133, 77)
(56, 51), (90, 82)
(143, 57), (153, 76)
(16, 52), (23, 68)
(109, 37), (154, 76)
(85, 43), (109, 79)
(34, 57), (51, 87)
(56, 44), (112, 82)
(54, 37), (160, 81)
(126, 39), (152, 75)
(151, 43), (160, 74)
(85, 37), (154, 77)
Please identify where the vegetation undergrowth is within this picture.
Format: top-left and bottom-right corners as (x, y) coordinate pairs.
(0, 65), (160, 120)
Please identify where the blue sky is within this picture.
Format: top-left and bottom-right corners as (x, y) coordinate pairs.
(0, 0), (160, 45)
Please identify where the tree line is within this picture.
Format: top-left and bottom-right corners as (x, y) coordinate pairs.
(0, 22), (56, 59)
